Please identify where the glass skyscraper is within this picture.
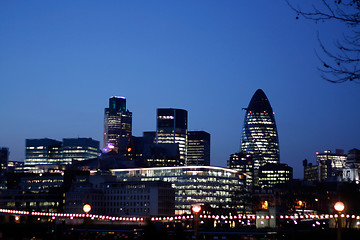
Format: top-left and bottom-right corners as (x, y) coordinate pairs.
(241, 89), (279, 170)
(156, 108), (187, 166)
(187, 131), (210, 166)
(104, 96), (132, 153)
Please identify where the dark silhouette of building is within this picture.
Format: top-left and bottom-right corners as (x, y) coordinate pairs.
(156, 108), (187, 166)
(228, 151), (254, 189)
(104, 96), (132, 153)
(241, 89), (280, 171)
(0, 147), (9, 174)
(187, 131), (210, 166)
(303, 159), (318, 182)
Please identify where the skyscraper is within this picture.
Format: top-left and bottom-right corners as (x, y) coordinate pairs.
(187, 131), (210, 166)
(104, 96), (132, 153)
(156, 108), (187, 166)
(241, 89), (279, 170)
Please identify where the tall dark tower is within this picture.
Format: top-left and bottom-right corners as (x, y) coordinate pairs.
(104, 96), (132, 153)
(156, 108), (187, 165)
(241, 89), (279, 170)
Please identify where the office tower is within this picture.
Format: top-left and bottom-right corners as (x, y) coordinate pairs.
(0, 147), (9, 173)
(228, 152), (254, 188)
(317, 149), (347, 181)
(25, 138), (62, 165)
(303, 159), (318, 182)
(241, 89), (280, 170)
(156, 108), (187, 166)
(258, 163), (293, 188)
(187, 131), (210, 166)
(104, 96), (132, 153)
(62, 138), (99, 164)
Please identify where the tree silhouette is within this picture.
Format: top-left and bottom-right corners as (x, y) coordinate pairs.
(287, 0), (360, 83)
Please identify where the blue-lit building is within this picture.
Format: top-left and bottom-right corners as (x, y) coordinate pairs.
(241, 89), (280, 170)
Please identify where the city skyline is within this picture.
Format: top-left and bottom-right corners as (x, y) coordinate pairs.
(1, 1), (359, 179)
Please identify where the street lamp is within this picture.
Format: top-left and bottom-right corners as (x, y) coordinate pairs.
(334, 201), (345, 240)
(192, 205), (201, 240)
(83, 204), (91, 238)
(83, 204), (91, 215)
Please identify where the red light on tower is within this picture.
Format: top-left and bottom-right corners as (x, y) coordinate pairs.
(316, 152), (319, 155)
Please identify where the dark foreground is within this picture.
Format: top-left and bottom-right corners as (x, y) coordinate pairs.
(0, 222), (360, 240)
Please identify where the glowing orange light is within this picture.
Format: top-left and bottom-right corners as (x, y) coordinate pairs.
(262, 201), (268, 210)
(192, 205), (201, 213)
(334, 202), (345, 212)
(83, 204), (91, 214)
(127, 148), (132, 152)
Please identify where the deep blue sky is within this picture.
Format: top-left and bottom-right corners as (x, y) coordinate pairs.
(1, 1), (358, 178)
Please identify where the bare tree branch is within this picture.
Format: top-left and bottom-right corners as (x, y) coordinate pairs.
(287, 0), (360, 83)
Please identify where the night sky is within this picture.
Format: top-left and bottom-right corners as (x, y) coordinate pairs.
(1, 1), (359, 178)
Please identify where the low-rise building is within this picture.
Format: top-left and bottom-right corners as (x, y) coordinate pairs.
(110, 166), (246, 214)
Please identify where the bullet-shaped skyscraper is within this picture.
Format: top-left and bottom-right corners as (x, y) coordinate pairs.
(241, 89), (279, 170)
(104, 96), (132, 153)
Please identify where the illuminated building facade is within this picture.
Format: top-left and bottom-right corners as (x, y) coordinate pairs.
(257, 163), (292, 188)
(104, 96), (132, 153)
(228, 152), (254, 188)
(0, 172), (65, 212)
(343, 148), (360, 184)
(62, 138), (99, 164)
(316, 149), (347, 181)
(241, 89), (279, 170)
(110, 166), (245, 214)
(187, 131), (210, 166)
(303, 159), (318, 182)
(156, 108), (187, 166)
(25, 138), (62, 165)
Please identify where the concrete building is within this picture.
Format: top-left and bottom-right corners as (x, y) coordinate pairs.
(65, 175), (175, 216)
(317, 149), (347, 181)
